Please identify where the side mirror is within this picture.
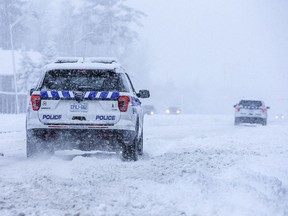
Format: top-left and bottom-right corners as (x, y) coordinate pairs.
(30, 88), (36, 96)
(266, 106), (270, 109)
(233, 104), (237, 108)
(137, 90), (150, 98)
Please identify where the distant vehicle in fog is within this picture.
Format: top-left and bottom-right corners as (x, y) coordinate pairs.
(234, 100), (270, 126)
(166, 106), (181, 115)
(142, 105), (157, 115)
(275, 114), (285, 120)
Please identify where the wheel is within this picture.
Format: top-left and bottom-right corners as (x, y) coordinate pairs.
(122, 138), (138, 161)
(26, 130), (54, 158)
(137, 129), (143, 156)
(262, 119), (267, 126)
(234, 117), (240, 125)
(26, 137), (37, 157)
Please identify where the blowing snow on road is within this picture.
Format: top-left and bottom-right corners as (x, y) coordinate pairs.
(0, 114), (288, 216)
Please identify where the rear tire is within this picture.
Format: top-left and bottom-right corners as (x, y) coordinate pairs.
(26, 138), (37, 158)
(137, 129), (143, 156)
(262, 119), (267, 126)
(122, 119), (141, 161)
(26, 130), (54, 158)
(122, 138), (138, 161)
(234, 117), (240, 125)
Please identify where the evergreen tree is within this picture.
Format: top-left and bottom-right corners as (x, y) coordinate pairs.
(42, 40), (58, 65)
(17, 52), (36, 93)
(78, 0), (145, 56)
(27, 62), (42, 90)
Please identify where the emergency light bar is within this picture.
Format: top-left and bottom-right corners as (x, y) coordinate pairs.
(54, 57), (118, 64)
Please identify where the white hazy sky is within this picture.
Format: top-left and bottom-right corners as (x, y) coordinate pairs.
(128, 0), (288, 114)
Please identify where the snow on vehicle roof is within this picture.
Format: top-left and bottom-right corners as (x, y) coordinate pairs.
(54, 57), (118, 64)
(239, 99), (264, 102)
(44, 57), (124, 72)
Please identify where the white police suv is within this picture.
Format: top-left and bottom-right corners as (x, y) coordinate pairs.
(234, 100), (270, 126)
(26, 57), (150, 161)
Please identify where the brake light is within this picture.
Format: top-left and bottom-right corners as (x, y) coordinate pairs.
(236, 106), (241, 112)
(31, 95), (41, 111)
(118, 96), (130, 112)
(262, 107), (267, 113)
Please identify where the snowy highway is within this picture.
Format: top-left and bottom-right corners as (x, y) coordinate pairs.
(0, 114), (288, 216)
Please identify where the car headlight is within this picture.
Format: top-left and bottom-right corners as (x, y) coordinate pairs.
(166, 110), (170, 114)
(177, 110), (180, 114)
(150, 111), (154, 115)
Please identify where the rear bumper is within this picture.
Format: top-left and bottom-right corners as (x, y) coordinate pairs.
(27, 128), (137, 151)
(235, 112), (266, 119)
(27, 117), (136, 131)
(26, 107), (137, 131)
(236, 117), (266, 124)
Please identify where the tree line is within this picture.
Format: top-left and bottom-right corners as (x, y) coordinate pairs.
(0, 0), (145, 93)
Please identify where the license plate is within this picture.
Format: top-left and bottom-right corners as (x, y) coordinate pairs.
(70, 103), (88, 112)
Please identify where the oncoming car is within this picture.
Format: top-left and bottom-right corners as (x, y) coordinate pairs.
(275, 114), (285, 120)
(142, 105), (157, 115)
(166, 106), (181, 115)
(26, 57), (150, 161)
(234, 100), (270, 126)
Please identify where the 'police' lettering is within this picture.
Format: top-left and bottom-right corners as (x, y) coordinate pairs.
(43, 115), (62, 120)
(96, 115), (116, 121)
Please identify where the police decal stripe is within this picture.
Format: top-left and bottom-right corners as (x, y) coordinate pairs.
(39, 91), (119, 99)
(51, 91), (59, 99)
(62, 91), (70, 98)
(107, 92), (113, 98)
(69, 91), (74, 98)
(40, 91), (49, 99)
(47, 91), (52, 98)
(84, 92), (90, 98)
(111, 92), (120, 99)
(100, 92), (108, 99)
(87, 91), (97, 99)
(95, 92), (102, 98)
(58, 91), (64, 98)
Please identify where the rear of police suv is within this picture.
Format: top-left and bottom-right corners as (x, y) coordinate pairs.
(26, 58), (150, 160)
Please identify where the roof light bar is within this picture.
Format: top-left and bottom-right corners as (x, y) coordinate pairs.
(53, 57), (118, 64)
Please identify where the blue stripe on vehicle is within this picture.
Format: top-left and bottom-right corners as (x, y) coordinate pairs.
(99, 92), (108, 99)
(131, 97), (141, 106)
(62, 91), (70, 98)
(41, 91), (48, 99)
(51, 91), (60, 99)
(111, 92), (119, 99)
(88, 91), (97, 99)
(40, 91), (119, 99)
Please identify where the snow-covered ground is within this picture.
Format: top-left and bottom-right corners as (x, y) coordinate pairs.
(0, 114), (288, 216)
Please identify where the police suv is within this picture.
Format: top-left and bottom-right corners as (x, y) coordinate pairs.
(234, 100), (270, 126)
(26, 57), (150, 161)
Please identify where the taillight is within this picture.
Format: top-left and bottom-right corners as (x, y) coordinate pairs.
(236, 106), (241, 112)
(262, 107), (267, 113)
(118, 96), (130, 112)
(31, 95), (41, 111)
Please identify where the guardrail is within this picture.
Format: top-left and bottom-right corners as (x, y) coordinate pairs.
(0, 92), (27, 114)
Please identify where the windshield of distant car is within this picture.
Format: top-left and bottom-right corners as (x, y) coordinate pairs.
(168, 107), (180, 111)
(239, 100), (262, 107)
(41, 70), (131, 92)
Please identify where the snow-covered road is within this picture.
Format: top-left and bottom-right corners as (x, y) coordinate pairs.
(0, 114), (288, 216)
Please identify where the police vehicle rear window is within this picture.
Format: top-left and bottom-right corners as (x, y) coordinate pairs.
(41, 70), (131, 92)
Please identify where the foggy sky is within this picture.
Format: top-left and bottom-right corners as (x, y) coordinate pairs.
(128, 0), (288, 114)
